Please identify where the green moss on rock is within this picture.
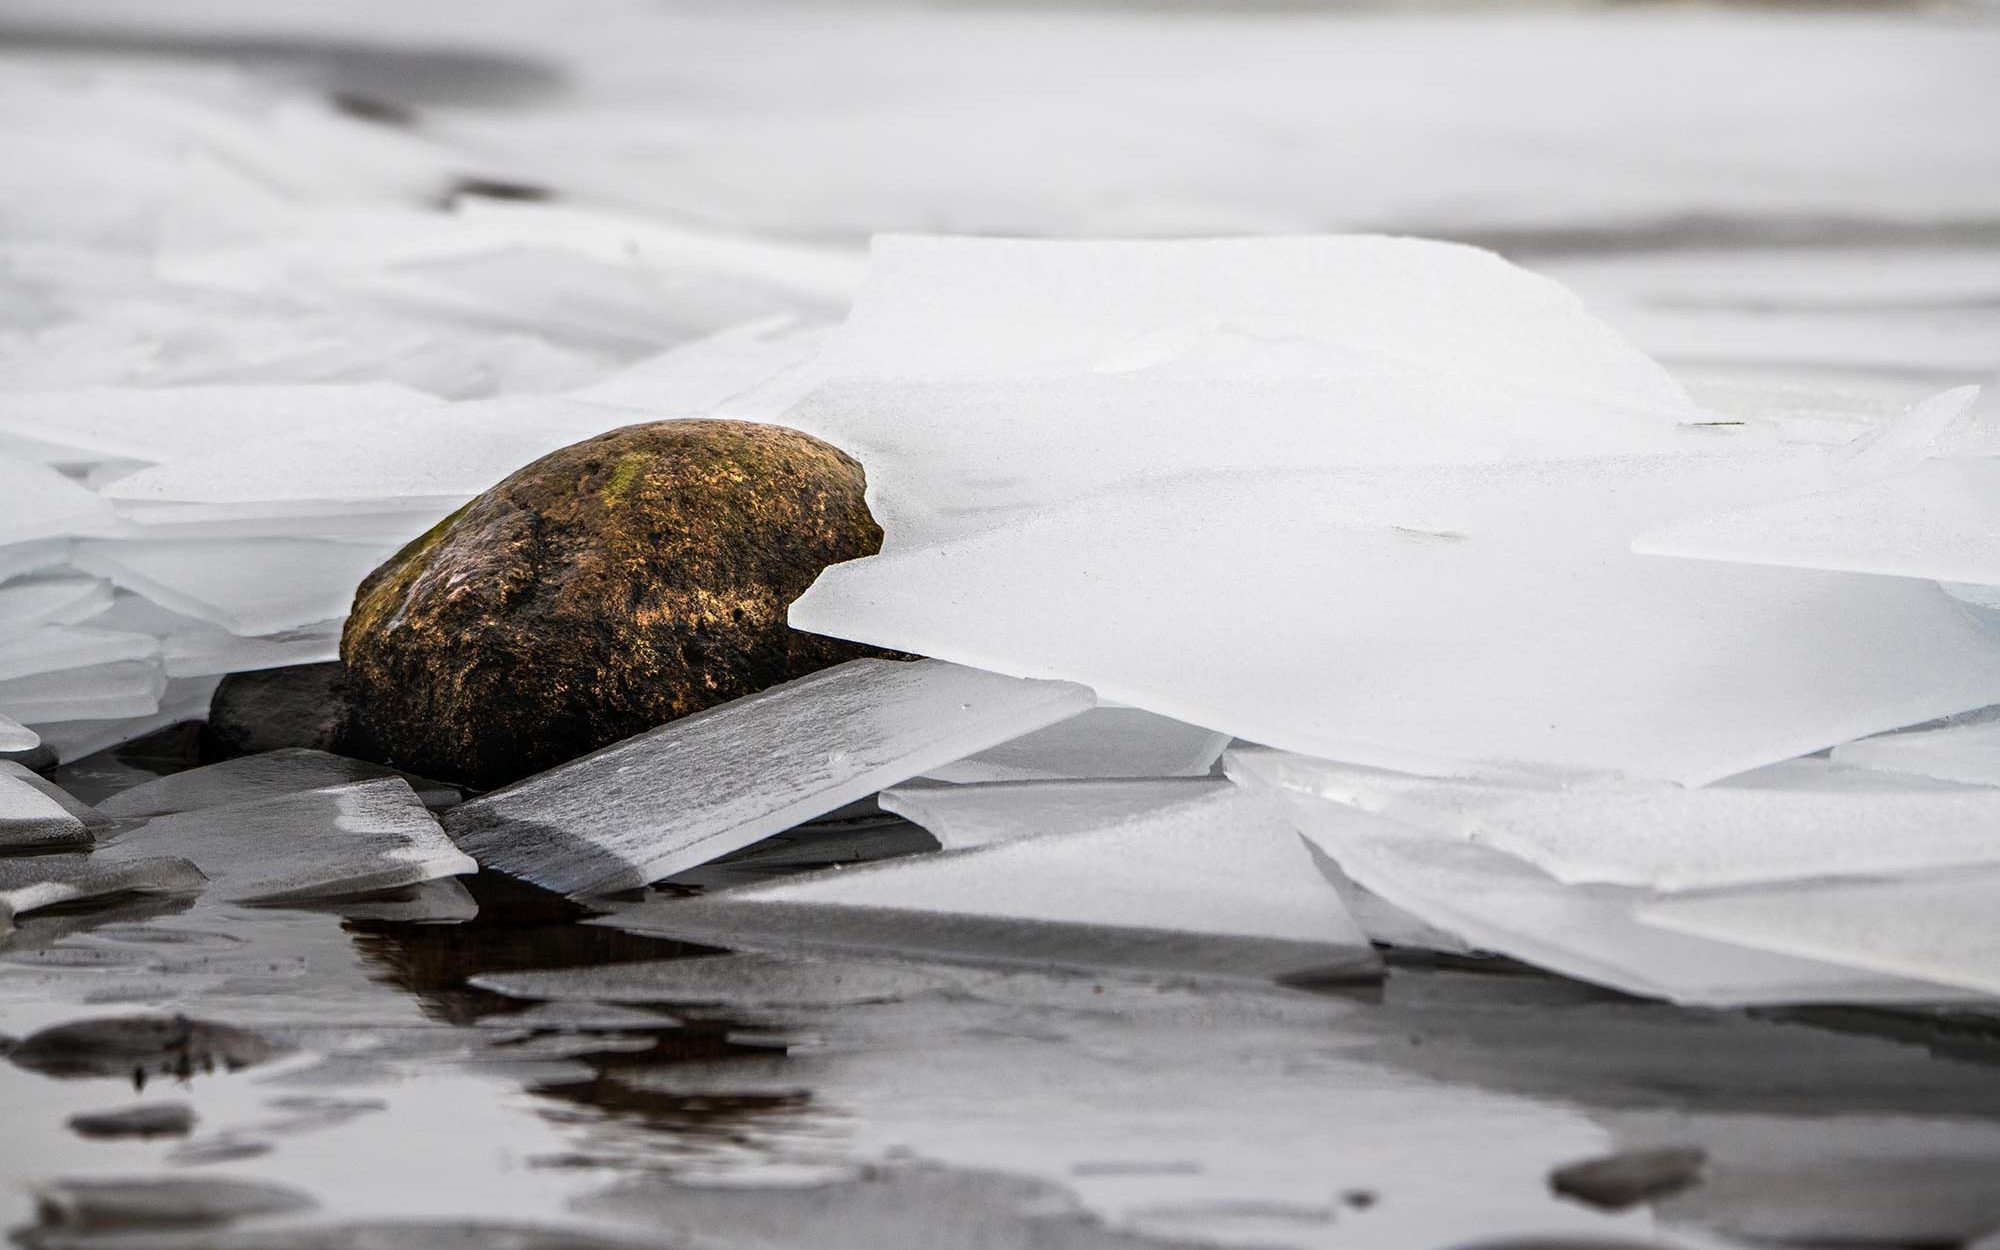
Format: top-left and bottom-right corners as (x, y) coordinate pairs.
(340, 419), (889, 790)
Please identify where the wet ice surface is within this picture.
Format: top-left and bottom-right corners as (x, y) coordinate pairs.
(0, 736), (1998, 1249)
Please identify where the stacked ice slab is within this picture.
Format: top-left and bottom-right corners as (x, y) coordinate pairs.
(509, 236), (2000, 1006)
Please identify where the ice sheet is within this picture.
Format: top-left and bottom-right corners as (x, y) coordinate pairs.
(0, 854), (207, 932)
(1641, 874), (2000, 1000)
(794, 454), (2000, 785)
(1833, 714), (2000, 786)
(445, 659), (1094, 896)
(99, 749), (458, 819)
(0, 383), (436, 466)
(0, 760), (96, 850)
(161, 620), (342, 678)
(567, 318), (825, 415)
(0, 625), (159, 683)
(71, 539), (398, 635)
(1226, 747), (2000, 892)
(919, 707), (1228, 784)
(605, 784), (1377, 983)
(880, 777), (1231, 851)
(1268, 791), (1962, 1008)
(98, 778), (475, 905)
(0, 451), (113, 546)
(26, 675), (222, 765)
(0, 576), (113, 630)
(0, 659), (166, 723)
(0, 541), (69, 585)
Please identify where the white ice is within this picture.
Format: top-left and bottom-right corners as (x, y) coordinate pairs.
(98, 778), (475, 905)
(0, 760), (96, 850)
(795, 453), (2000, 786)
(919, 707), (1228, 784)
(0, 659), (166, 723)
(0, 625), (158, 684)
(0, 451), (113, 546)
(0, 576), (111, 630)
(0, 713), (36, 753)
(607, 784), (1376, 983)
(1641, 874), (2000, 1000)
(0, 854), (207, 933)
(1833, 713), (2000, 787)
(71, 539), (398, 635)
(882, 777), (1232, 851)
(1227, 747), (2000, 893)
(444, 658), (1094, 896)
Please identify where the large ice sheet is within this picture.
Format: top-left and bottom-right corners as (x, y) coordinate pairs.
(1227, 747), (2000, 892)
(795, 454), (2000, 785)
(881, 777), (1232, 850)
(0, 383), (436, 467)
(1268, 791), (1962, 1008)
(567, 317), (825, 415)
(920, 707), (1228, 784)
(608, 785), (1377, 983)
(98, 778), (475, 905)
(0, 760), (97, 850)
(1641, 874), (2000, 999)
(0, 451), (113, 545)
(1833, 714), (2000, 786)
(72, 539), (398, 635)
(99, 749), (458, 819)
(445, 659), (1094, 896)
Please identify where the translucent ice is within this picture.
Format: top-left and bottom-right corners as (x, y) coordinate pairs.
(606, 784), (1377, 983)
(0, 451), (113, 545)
(0, 625), (159, 683)
(0, 760), (98, 850)
(445, 659), (1094, 896)
(881, 777), (1232, 850)
(0, 576), (113, 630)
(1227, 747), (2000, 892)
(72, 539), (398, 635)
(1641, 874), (2000, 1000)
(794, 454), (2000, 785)
(98, 778), (474, 905)
(920, 707), (1229, 784)
(0, 854), (206, 932)
(0, 659), (166, 723)
(99, 749), (459, 819)
(1833, 714), (2000, 786)
(28, 675), (222, 765)
(1270, 791), (1960, 1007)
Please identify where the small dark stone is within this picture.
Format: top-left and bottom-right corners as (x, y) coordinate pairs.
(9, 1014), (287, 1087)
(67, 1102), (196, 1139)
(1549, 1145), (1707, 1211)
(1, 743), (58, 772)
(204, 663), (378, 762)
(341, 420), (890, 790)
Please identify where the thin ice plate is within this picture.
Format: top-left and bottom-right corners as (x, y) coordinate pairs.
(919, 707), (1228, 783)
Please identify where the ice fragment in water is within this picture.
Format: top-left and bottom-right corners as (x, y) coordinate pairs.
(470, 952), (959, 1010)
(0, 855), (206, 931)
(1640, 873), (2000, 1000)
(0, 451), (113, 545)
(1832, 712), (2000, 786)
(919, 707), (1228, 783)
(444, 659), (1093, 896)
(882, 777), (1231, 850)
(98, 749), (457, 819)
(71, 539), (399, 635)
(1266, 792), (1961, 1007)
(97, 779), (473, 904)
(606, 784), (1377, 984)
(1226, 748), (2000, 892)
(28, 675), (221, 765)
(0, 711), (38, 752)
(794, 454), (2000, 785)
(0, 761), (100, 850)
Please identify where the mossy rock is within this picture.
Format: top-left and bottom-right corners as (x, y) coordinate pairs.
(341, 419), (887, 790)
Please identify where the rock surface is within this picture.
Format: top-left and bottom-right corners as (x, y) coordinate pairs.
(205, 663), (375, 761)
(341, 420), (887, 789)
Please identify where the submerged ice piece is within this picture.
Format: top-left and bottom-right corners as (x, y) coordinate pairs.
(445, 659), (1094, 896)
(919, 707), (1228, 783)
(0, 854), (206, 932)
(98, 778), (474, 904)
(1226, 748), (2000, 892)
(794, 454), (2000, 785)
(0, 760), (104, 849)
(606, 784), (1378, 984)
(99, 749), (458, 819)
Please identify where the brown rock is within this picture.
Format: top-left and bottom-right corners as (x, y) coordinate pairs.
(340, 419), (888, 790)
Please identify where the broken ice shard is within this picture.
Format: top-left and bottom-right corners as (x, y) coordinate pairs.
(97, 778), (473, 904)
(71, 539), (399, 635)
(0, 712), (37, 752)
(98, 749), (458, 819)
(881, 777), (1232, 850)
(919, 707), (1228, 783)
(605, 784), (1378, 984)
(1, 854), (206, 930)
(1832, 712), (2000, 786)
(1225, 747), (2000, 892)
(793, 454), (2000, 785)
(0, 450), (113, 545)
(445, 659), (1094, 896)
(0, 761), (101, 850)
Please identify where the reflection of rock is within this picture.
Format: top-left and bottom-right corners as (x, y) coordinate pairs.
(341, 420), (890, 790)
(32, 1175), (314, 1231)
(1550, 1146), (1705, 1210)
(9, 1015), (286, 1087)
(67, 1102), (195, 1140)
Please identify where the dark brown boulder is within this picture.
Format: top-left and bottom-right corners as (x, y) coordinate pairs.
(340, 419), (886, 790)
